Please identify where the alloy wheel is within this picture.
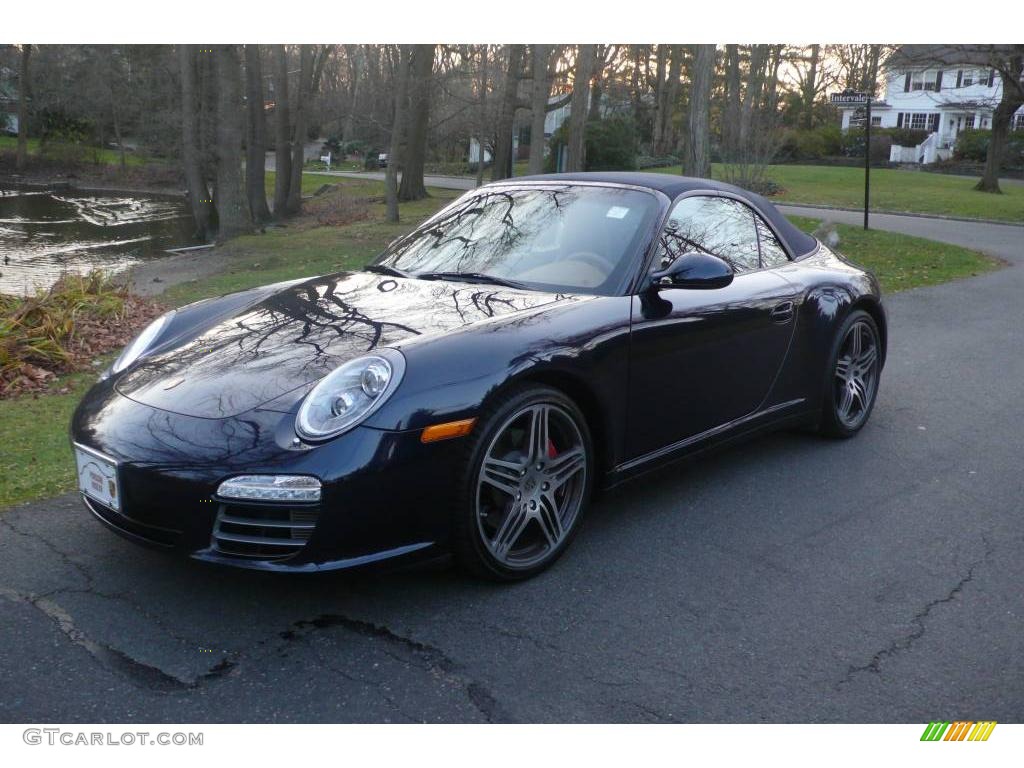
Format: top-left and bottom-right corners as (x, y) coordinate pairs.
(475, 403), (588, 569)
(834, 320), (880, 429)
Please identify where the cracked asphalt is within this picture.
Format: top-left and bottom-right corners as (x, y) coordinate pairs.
(1, 212), (1022, 723)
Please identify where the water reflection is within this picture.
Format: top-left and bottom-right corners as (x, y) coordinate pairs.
(0, 187), (197, 295)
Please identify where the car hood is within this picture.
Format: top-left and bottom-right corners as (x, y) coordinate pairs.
(116, 271), (576, 419)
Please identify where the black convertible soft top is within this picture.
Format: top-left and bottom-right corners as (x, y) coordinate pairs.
(507, 171), (819, 259)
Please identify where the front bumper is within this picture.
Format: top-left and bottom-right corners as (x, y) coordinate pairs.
(71, 382), (466, 572)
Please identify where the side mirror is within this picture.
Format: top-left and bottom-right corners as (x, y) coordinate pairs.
(650, 251), (734, 290)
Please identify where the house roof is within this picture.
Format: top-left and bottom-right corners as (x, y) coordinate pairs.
(498, 171), (819, 259)
(887, 44), (1006, 69)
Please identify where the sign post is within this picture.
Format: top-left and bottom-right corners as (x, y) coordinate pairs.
(831, 90), (871, 230)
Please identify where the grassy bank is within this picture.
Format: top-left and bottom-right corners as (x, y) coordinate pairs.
(650, 164), (1024, 223)
(0, 178), (1003, 509)
(0, 135), (152, 168)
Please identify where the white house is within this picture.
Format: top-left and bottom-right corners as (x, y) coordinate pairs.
(838, 62), (1024, 164)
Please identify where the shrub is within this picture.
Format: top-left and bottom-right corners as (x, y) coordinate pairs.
(954, 128), (1024, 166)
(0, 272), (165, 397)
(885, 128), (930, 148)
(842, 128), (892, 163)
(545, 116), (639, 172)
(778, 128), (826, 161)
(637, 154), (680, 169)
(584, 116), (639, 171)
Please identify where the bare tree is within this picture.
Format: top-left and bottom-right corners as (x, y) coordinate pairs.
(801, 44), (821, 129)
(491, 45), (525, 181)
(271, 45), (291, 219)
(566, 44), (595, 172)
(214, 45), (250, 240)
(475, 45), (489, 187)
(244, 45), (271, 223)
(685, 44), (714, 179)
(723, 44), (741, 155)
(15, 44), (31, 171)
(178, 45), (212, 240)
(385, 45), (411, 222)
(286, 45), (314, 216)
(398, 44), (434, 202)
(527, 44), (553, 174)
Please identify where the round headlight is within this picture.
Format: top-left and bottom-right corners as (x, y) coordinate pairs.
(296, 349), (406, 440)
(111, 310), (176, 375)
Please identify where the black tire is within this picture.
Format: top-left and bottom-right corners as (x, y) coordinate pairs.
(452, 384), (594, 581)
(818, 309), (882, 438)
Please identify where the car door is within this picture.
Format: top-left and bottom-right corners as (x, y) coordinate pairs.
(625, 194), (799, 461)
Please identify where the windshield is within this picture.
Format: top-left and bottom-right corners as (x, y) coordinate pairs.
(373, 184), (660, 296)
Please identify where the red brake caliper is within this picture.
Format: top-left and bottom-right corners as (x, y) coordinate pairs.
(547, 439), (558, 459)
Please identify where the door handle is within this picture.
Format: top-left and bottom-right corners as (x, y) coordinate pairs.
(769, 301), (794, 323)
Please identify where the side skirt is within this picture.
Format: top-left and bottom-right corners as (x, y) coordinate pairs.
(603, 398), (811, 489)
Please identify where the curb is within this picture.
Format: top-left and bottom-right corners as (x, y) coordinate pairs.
(775, 201), (1024, 229)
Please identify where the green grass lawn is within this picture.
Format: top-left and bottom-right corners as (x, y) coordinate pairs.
(0, 368), (109, 508)
(0, 134), (152, 168)
(0, 178), (1003, 510)
(788, 216), (1001, 292)
(648, 163), (1024, 223)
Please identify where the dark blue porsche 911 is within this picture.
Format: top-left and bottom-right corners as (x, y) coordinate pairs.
(71, 172), (886, 580)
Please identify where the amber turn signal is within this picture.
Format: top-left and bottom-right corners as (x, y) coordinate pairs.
(420, 418), (477, 443)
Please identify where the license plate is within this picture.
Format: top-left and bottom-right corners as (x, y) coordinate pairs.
(75, 445), (120, 511)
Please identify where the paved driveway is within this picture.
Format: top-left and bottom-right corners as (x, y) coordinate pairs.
(1, 205), (1022, 723)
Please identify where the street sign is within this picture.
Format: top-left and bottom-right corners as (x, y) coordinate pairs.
(830, 90), (869, 106)
(831, 90), (873, 230)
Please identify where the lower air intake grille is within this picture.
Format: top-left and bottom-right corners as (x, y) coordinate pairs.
(211, 501), (320, 560)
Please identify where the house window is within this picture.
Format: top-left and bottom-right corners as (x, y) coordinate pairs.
(961, 69), (974, 87)
(964, 115), (975, 129)
(871, 116), (882, 127)
(1013, 114), (1024, 132)
(909, 70), (940, 91)
(909, 113), (929, 130)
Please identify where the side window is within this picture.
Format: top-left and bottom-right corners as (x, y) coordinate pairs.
(754, 216), (791, 268)
(657, 196), (760, 274)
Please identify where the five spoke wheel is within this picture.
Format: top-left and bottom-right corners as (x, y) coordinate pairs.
(821, 310), (882, 437)
(475, 401), (588, 571)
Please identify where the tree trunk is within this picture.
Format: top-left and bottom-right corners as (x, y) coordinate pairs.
(15, 45), (31, 171)
(385, 45), (411, 222)
(214, 45), (250, 240)
(739, 45), (769, 148)
(588, 45), (607, 122)
(491, 45), (525, 181)
(802, 44), (820, 130)
(111, 98), (126, 174)
(286, 45), (314, 216)
(476, 45), (488, 187)
(662, 46), (683, 154)
(527, 44), (552, 175)
(244, 45), (271, 224)
(685, 45), (714, 179)
(271, 45), (291, 219)
(724, 44), (741, 154)
(178, 44), (212, 240)
(342, 45), (362, 140)
(398, 44), (434, 202)
(652, 45), (667, 156)
(566, 44), (595, 172)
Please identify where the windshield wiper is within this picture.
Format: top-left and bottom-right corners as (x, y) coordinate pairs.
(415, 271), (529, 290)
(365, 264), (412, 278)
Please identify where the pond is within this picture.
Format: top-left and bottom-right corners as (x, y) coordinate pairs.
(0, 187), (199, 296)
